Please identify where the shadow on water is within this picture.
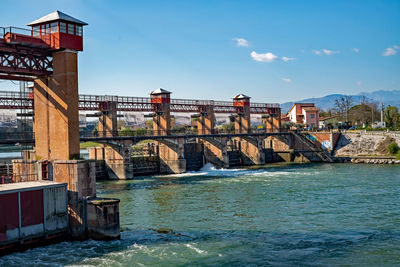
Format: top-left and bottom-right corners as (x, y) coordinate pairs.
(1, 228), (399, 266)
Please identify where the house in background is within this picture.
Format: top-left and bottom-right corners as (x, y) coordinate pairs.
(287, 103), (319, 128)
(319, 116), (338, 129)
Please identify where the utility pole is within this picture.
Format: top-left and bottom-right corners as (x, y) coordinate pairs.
(381, 102), (384, 124)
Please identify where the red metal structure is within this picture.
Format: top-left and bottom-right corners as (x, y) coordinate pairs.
(0, 90), (280, 115)
(233, 94), (250, 114)
(0, 11), (87, 81)
(27, 10), (87, 51)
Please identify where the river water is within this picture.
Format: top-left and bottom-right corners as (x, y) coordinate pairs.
(1, 163), (400, 266)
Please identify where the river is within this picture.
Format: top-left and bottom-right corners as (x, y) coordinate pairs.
(1, 163), (400, 266)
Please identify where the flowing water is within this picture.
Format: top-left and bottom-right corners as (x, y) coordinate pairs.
(1, 163), (400, 266)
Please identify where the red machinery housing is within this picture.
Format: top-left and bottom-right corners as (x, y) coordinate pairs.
(26, 10), (88, 51)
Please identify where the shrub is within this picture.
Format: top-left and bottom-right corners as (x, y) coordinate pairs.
(388, 142), (400, 155)
(396, 151), (400, 160)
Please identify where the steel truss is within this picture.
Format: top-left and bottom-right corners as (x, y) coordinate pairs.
(0, 90), (280, 115)
(0, 42), (52, 78)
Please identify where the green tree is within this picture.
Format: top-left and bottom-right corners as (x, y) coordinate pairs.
(384, 106), (400, 129)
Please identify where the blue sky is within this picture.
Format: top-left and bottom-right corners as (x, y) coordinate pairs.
(1, 0), (399, 103)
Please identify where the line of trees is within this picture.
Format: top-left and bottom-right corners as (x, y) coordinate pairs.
(321, 95), (400, 130)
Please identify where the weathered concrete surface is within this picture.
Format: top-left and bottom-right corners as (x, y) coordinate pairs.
(237, 137), (265, 165)
(87, 198), (120, 240)
(335, 132), (400, 156)
(89, 146), (132, 179)
(11, 160), (38, 182)
(197, 106), (215, 134)
(52, 160), (96, 239)
(98, 101), (118, 137)
(34, 51), (80, 160)
(263, 114), (281, 133)
(158, 139), (186, 174)
(200, 137), (229, 168)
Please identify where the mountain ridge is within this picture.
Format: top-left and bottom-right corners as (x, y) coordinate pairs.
(280, 90), (400, 113)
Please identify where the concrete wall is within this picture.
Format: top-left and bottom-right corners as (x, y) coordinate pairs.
(335, 132), (400, 156)
(52, 160), (96, 239)
(87, 198), (120, 240)
(11, 160), (38, 182)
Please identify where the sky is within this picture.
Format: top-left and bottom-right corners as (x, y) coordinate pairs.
(0, 0), (399, 103)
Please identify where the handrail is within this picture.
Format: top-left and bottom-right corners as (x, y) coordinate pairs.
(2, 26), (59, 48)
(1, 90), (281, 113)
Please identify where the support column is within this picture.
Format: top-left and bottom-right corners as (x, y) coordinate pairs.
(233, 94), (251, 134)
(197, 105), (215, 134)
(34, 51), (80, 160)
(98, 101), (118, 137)
(237, 136), (265, 165)
(158, 138), (186, 174)
(263, 107), (281, 132)
(200, 137), (229, 168)
(90, 144), (132, 179)
(150, 88), (171, 136)
(232, 94), (264, 164)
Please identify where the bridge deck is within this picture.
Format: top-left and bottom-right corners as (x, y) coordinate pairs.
(0, 90), (280, 114)
(0, 131), (291, 145)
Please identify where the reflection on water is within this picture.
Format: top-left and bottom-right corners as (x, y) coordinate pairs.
(1, 163), (400, 266)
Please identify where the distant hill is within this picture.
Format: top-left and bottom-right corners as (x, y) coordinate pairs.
(280, 90), (400, 113)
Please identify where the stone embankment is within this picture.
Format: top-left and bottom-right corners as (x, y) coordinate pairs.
(334, 131), (400, 164)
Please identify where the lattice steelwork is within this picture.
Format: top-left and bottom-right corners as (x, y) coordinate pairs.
(1, 91), (280, 115)
(0, 43), (52, 77)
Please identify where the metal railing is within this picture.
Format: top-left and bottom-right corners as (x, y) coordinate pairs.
(0, 26), (59, 48)
(80, 128), (288, 138)
(1, 89), (280, 114)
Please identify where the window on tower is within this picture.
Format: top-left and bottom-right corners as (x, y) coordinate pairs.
(50, 22), (58, 33)
(68, 24), (74, 35)
(33, 26), (40, 37)
(60, 22), (66, 33)
(76, 26), (82, 36)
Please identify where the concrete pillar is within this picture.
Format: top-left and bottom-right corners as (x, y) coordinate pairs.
(150, 88), (171, 136)
(263, 114), (281, 132)
(237, 136), (265, 165)
(158, 138), (186, 174)
(90, 145), (132, 179)
(197, 105), (215, 134)
(98, 101), (118, 137)
(200, 137), (229, 168)
(33, 51), (80, 160)
(87, 198), (120, 240)
(233, 94), (251, 134)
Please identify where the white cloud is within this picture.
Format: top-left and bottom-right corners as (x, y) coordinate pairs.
(382, 45), (399, 56)
(356, 81), (362, 86)
(314, 49), (339, 56)
(322, 49), (340, 55)
(250, 51), (278, 62)
(281, 78), (292, 83)
(282, 56), (296, 62)
(313, 50), (322, 56)
(353, 48), (360, 52)
(233, 38), (249, 47)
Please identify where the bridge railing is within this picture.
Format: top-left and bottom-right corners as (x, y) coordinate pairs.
(79, 128), (288, 138)
(0, 131), (34, 140)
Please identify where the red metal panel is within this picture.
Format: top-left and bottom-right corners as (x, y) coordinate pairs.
(59, 32), (83, 51)
(0, 193), (19, 241)
(20, 190), (43, 227)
